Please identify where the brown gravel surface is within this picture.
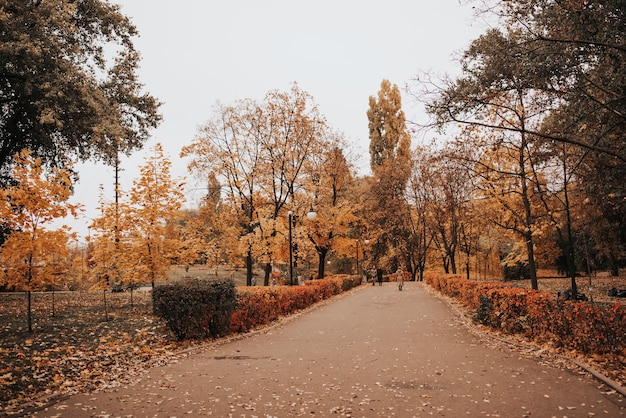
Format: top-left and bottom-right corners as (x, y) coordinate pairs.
(30, 282), (624, 417)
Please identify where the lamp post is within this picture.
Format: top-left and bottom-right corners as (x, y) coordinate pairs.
(363, 239), (370, 275)
(355, 239), (360, 275)
(361, 239), (370, 283)
(288, 211), (294, 285)
(288, 207), (317, 286)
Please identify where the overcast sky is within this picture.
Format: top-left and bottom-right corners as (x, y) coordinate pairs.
(62, 0), (489, 239)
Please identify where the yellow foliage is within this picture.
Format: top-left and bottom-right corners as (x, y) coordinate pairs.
(0, 150), (80, 291)
(89, 143), (185, 288)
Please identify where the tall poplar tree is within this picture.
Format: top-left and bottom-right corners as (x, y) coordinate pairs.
(368, 80), (412, 175)
(366, 79), (412, 271)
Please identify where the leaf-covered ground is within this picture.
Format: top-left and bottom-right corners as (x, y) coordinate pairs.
(503, 271), (626, 306)
(0, 290), (186, 413)
(1, 274), (624, 414)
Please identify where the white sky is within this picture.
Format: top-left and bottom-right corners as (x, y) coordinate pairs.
(61, 0), (489, 240)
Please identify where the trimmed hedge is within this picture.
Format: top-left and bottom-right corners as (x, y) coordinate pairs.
(229, 275), (359, 334)
(153, 275), (361, 340)
(424, 272), (626, 356)
(153, 278), (236, 341)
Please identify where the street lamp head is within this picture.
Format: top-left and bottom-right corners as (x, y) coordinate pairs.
(306, 206), (317, 221)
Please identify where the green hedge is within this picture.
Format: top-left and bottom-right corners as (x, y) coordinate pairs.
(153, 278), (236, 341)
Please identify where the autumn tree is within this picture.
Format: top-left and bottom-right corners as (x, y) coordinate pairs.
(434, 1), (625, 158)
(419, 150), (474, 275)
(404, 147), (433, 281)
(366, 79), (412, 272)
(88, 186), (134, 294)
(417, 24), (577, 289)
(183, 98), (261, 284)
(126, 143), (185, 288)
(305, 133), (358, 279)
(0, 0), (161, 181)
(489, 0), (626, 274)
(88, 187), (134, 318)
(494, 0), (626, 157)
(0, 150), (80, 331)
(177, 173), (241, 273)
(182, 84), (327, 285)
(417, 0), (626, 279)
(89, 143), (184, 293)
(254, 85), (326, 284)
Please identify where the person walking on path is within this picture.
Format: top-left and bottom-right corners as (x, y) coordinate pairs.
(396, 266), (404, 291)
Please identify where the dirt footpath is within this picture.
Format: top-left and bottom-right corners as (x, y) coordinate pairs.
(41, 282), (624, 417)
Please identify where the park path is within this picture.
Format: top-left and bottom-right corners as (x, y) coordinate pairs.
(41, 282), (623, 417)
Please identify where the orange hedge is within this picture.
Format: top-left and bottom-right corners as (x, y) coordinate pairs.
(424, 272), (626, 356)
(229, 275), (358, 334)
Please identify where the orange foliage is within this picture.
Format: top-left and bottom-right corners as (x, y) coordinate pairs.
(0, 150), (80, 292)
(229, 276), (352, 333)
(425, 273), (625, 356)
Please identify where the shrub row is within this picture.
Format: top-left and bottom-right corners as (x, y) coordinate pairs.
(424, 272), (626, 356)
(154, 275), (361, 340)
(229, 275), (359, 333)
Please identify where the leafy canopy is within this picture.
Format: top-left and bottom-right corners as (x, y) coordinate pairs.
(0, 0), (161, 182)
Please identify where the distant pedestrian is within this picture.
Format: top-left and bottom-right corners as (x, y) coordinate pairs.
(377, 270), (383, 286)
(396, 267), (404, 291)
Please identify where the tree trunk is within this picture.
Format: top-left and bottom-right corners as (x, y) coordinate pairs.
(103, 290), (109, 322)
(264, 262), (272, 286)
(317, 248), (328, 279)
(519, 130), (538, 291)
(563, 177), (578, 298)
(245, 248), (255, 286)
(27, 291), (32, 333)
(610, 253), (620, 277)
(448, 247), (457, 275)
(442, 256), (450, 274)
(524, 233), (539, 290)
